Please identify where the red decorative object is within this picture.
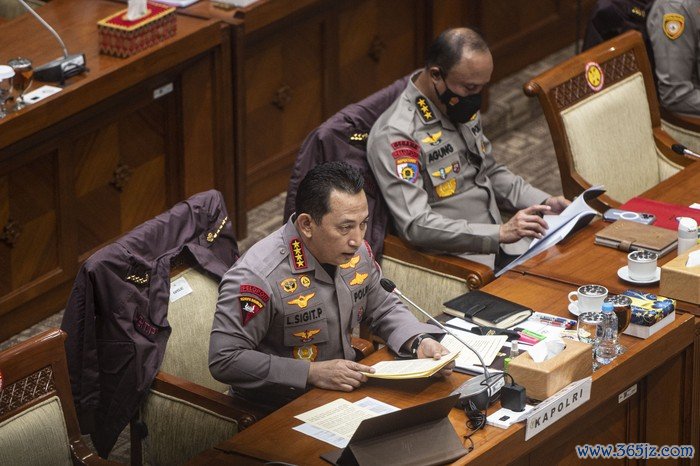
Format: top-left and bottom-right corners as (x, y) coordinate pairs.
(97, 2), (176, 58)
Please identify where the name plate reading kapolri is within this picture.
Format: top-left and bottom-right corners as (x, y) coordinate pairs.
(525, 377), (592, 441)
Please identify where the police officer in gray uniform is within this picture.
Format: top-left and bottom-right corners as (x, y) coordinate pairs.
(367, 28), (569, 269)
(210, 162), (451, 410)
(647, 0), (700, 116)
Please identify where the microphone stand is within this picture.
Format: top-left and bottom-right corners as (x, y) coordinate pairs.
(16, 0), (87, 83)
(380, 279), (504, 410)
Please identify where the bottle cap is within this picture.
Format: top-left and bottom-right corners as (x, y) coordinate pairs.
(678, 217), (698, 239)
(0, 65), (15, 80)
(601, 302), (614, 313)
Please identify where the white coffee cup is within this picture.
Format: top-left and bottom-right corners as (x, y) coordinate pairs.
(627, 250), (658, 281)
(568, 284), (608, 312)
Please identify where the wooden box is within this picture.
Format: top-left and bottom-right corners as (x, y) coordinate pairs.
(660, 244), (700, 305)
(507, 339), (592, 401)
(98, 2), (176, 58)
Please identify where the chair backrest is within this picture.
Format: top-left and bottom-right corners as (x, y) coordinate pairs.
(284, 74), (411, 258)
(0, 329), (88, 466)
(159, 266), (228, 393)
(524, 30), (675, 209)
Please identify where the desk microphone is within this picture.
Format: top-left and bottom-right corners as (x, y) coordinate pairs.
(17, 0), (87, 83)
(671, 143), (700, 160)
(380, 278), (504, 410)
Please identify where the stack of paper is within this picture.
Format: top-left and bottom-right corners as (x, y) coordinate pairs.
(362, 352), (459, 379)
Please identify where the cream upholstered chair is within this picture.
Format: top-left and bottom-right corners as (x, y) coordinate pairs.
(660, 108), (700, 155)
(131, 260), (266, 466)
(0, 329), (119, 466)
(524, 30), (693, 213)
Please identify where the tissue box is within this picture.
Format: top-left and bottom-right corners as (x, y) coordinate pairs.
(660, 244), (700, 304)
(620, 290), (676, 325)
(98, 3), (176, 58)
(507, 339), (592, 401)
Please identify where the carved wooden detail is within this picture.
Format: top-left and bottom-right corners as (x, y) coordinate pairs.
(553, 50), (639, 110)
(0, 366), (55, 418)
(367, 35), (386, 63)
(0, 218), (21, 247)
(110, 162), (133, 192)
(271, 84), (292, 110)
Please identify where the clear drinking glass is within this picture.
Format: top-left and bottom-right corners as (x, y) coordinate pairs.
(577, 311), (604, 371)
(0, 65), (15, 119)
(605, 294), (632, 355)
(7, 58), (33, 111)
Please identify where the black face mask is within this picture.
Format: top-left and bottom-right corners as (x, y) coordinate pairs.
(434, 80), (482, 124)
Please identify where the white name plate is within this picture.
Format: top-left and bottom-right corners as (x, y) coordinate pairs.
(170, 276), (193, 303)
(525, 377), (592, 441)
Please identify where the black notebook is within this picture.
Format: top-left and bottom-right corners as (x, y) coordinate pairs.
(443, 290), (532, 329)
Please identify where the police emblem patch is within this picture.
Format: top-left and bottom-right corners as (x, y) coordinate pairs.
(293, 344), (318, 361)
(349, 272), (368, 286)
(240, 284), (270, 303)
(293, 328), (320, 343)
(300, 275), (311, 287)
(452, 161), (461, 173)
(280, 277), (297, 293)
(422, 130), (442, 146)
(395, 157), (419, 183)
(239, 296), (264, 325)
(435, 178), (457, 198)
(339, 255), (360, 269)
(663, 13), (685, 40)
(585, 62), (604, 92)
(431, 165), (453, 180)
(288, 292), (315, 309)
(415, 96), (436, 123)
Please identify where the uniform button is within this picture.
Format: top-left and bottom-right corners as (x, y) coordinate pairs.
(279, 248), (285, 254)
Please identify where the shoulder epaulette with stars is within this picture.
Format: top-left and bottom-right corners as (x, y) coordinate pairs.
(415, 96), (436, 124)
(349, 131), (369, 147)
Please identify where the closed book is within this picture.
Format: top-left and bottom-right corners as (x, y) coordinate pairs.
(443, 290), (532, 329)
(623, 311), (675, 339)
(594, 219), (677, 257)
(620, 197), (700, 231)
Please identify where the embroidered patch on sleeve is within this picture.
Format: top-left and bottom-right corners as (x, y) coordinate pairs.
(239, 296), (264, 325)
(395, 156), (420, 183)
(239, 284), (270, 303)
(663, 13), (685, 40)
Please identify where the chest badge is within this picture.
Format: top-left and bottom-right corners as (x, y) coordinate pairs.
(288, 292), (315, 309)
(349, 272), (368, 286)
(293, 345), (318, 361)
(422, 130), (442, 146)
(435, 178), (457, 198)
(280, 277), (297, 293)
(300, 275), (311, 287)
(663, 13), (685, 40)
(340, 255), (360, 269)
(431, 165), (453, 180)
(293, 328), (320, 343)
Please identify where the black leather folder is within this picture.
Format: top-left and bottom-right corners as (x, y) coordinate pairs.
(443, 290), (532, 329)
(320, 394), (467, 466)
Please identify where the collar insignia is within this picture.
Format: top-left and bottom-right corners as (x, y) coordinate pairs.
(289, 238), (307, 270)
(288, 292), (315, 309)
(415, 96), (436, 123)
(339, 255), (360, 269)
(349, 272), (368, 286)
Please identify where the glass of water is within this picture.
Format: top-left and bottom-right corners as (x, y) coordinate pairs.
(577, 311), (603, 370)
(0, 65), (15, 119)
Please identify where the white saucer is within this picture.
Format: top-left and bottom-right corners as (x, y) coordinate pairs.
(617, 265), (661, 285)
(568, 302), (580, 316)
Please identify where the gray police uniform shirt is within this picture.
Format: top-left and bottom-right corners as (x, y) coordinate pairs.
(367, 71), (550, 268)
(209, 217), (441, 401)
(648, 0), (700, 115)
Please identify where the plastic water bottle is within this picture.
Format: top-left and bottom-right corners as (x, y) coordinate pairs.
(596, 302), (618, 365)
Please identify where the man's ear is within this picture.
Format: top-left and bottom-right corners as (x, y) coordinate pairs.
(296, 213), (314, 239)
(429, 67), (442, 82)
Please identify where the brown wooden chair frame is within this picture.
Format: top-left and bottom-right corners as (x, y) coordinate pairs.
(524, 30), (693, 213)
(0, 329), (120, 465)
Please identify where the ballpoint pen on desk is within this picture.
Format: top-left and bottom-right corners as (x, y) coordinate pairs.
(531, 313), (576, 329)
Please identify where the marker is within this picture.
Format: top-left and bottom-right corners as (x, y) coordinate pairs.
(517, 333), (539, 345)
(521, 329), (546, 340)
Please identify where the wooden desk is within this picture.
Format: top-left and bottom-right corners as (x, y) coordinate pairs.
(0, 0), (233, 341)
(193, 273), (694, 465)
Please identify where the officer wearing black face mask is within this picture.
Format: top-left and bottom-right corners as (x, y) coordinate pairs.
(367, 27), (570, 271)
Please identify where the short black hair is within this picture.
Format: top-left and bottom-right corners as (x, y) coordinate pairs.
(425, 27), (489, 74)
(296, 161), (364, 223)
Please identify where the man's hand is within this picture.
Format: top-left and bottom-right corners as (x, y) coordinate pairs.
(499, 204), (551, 243)
(417, 338), (454, 377)
(307, 359), (375, 391)
(544, 196), (570, 214)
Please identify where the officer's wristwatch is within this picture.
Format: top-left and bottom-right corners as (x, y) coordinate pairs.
(410, 333), (435, 358)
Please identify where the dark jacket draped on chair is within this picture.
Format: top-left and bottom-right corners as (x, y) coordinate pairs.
(61, 190), (238, 457)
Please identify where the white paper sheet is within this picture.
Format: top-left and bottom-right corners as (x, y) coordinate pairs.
(365, 351), (459, 378)
(439, 330), (507, 368)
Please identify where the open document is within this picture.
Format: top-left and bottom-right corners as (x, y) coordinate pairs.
(439, 330), (507, 371)
(362, 351), (459, 379)
(495, 185), (605, 277)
